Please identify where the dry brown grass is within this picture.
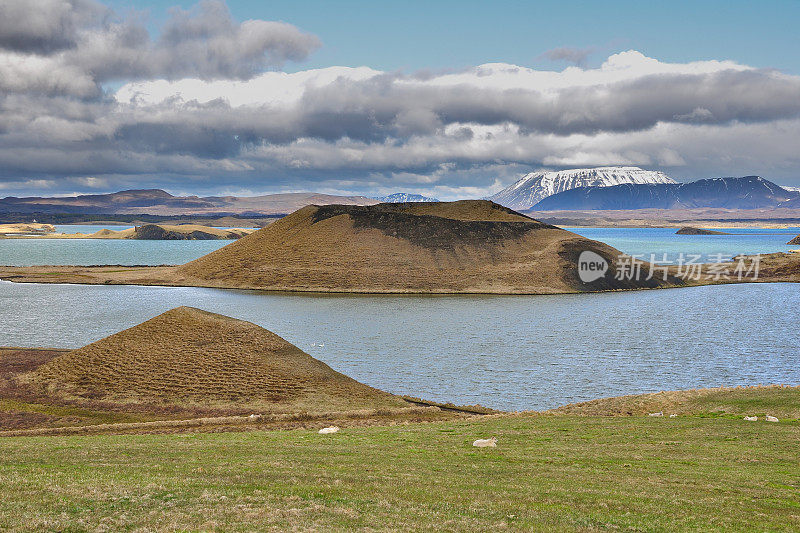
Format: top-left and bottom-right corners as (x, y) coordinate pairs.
(0, 405), (456, 437)
(24, 307), (407, 414)
(173, 200), (679, 293)
(0, 348), (67, 377)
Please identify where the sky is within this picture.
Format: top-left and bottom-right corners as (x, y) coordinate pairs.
(1, 0), (800, 199)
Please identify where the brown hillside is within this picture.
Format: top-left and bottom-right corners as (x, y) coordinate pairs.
(132, 224), (252, 240)
(28, 307), (405, 412)
(788, 234), (800, 245)
(176, 200), (681, 293)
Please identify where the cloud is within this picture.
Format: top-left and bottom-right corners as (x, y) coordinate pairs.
(0, 0), (320, 94)
(115, 51), (800, 140)
(673, 107), (714, 122)
(1, 21), (800, 199)
(539, 46), (596, 67)
(0, 0), (108, 54)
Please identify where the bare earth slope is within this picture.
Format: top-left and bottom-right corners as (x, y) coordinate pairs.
(175, 200), (679, 293)
(27, 307), (405, 412)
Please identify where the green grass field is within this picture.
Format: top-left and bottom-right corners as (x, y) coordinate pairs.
(2, 413), (798, 531)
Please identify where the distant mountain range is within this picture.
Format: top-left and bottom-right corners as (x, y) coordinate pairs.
(530, 176), (800, 211)
(3, 176), (799, 219)
(376, 193), (439, 203)
(488, 166), (676, 211)
(0, 189), (378, 216)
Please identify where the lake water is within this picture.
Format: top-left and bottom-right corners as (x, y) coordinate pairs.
(2, 280), (798, 411)
(1, 226), (797, 266)
(564, 227), (800, 263)
(0, 224), (234, 266)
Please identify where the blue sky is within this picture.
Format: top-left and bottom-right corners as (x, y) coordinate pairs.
(109, 0), (800, 74)
(2, 0), (800, 198)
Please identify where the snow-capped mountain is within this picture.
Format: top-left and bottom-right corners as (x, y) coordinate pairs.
(376, 193), (439, 203)
(488, 166), (676, 211)
(532, 176), (800, 211)
(783, 186), (800, 193)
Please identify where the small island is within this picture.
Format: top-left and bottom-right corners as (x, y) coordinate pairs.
(675, 226), (731, 235)
(788, 234), (800, 245)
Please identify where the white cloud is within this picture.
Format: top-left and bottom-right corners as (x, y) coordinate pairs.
(3, 20), (800, 198)
(115, 50), (755, 107)
(115, 66), (381, 107)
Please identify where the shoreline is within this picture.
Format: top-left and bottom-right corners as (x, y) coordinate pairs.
(0, 374), (795, 437)
(0, 252), (798, 294)
(1, 224), (256, 240)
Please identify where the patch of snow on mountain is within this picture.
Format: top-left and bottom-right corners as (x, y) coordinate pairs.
(377, 193), (439, 203)
(488, 166), (676, 210)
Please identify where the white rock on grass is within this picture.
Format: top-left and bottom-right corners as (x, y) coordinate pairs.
(472, 436), (497, 448)
(318, 426), (340, 434)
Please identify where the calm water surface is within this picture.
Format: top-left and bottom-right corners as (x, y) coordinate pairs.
(1, 226), (796, 266)
(0, 224), (238, 266)
(2, 281), (797, 411)
(565, 227), (800, 263)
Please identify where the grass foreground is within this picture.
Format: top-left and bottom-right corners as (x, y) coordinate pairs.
(1, 412), (799, 531)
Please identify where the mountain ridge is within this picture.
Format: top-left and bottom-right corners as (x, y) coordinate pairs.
(0, 189), (379, 216)
(531, 176), (800, 211)
(489, 166), (676, 211)
(376, 193), (439, 203)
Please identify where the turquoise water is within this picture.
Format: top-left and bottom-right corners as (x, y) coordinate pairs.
(1, 281), (798, 411)
(0, 225), (240, 266)
(1, 226), (796, 266)
(0, 238), (231, 266)
(2, 225), (798, 411)
(565, 227), (800, 263)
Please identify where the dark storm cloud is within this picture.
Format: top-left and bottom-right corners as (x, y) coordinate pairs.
(0, 0), (107, 54)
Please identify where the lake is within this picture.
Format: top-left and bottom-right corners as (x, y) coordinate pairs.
(1, 226), (797, 266)
(564, 226), (800, 263)
(2, 280), (797, 411)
